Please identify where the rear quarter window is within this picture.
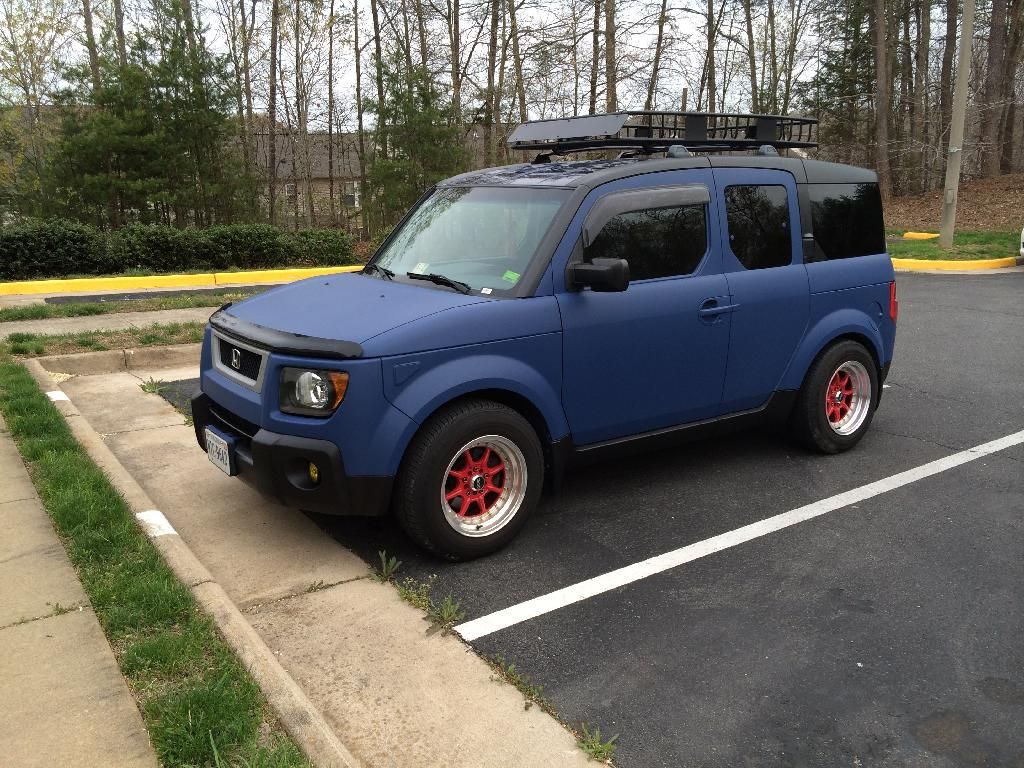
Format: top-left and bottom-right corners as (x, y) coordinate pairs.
(808, 183), (886, 261)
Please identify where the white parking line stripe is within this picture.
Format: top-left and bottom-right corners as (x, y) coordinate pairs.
(45, 390), (69, 402)
(135, 509), (177, 538)
(455, 428), (1024, 642)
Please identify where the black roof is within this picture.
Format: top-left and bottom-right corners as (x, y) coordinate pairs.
(440, 155), (878, 192)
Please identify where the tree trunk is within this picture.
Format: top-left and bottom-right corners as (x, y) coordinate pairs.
(485, 0), (499, 165)
(81, 0), (102, 93)
(999, 0), (1024, 172)
(742, 0), (757, 111)
(605, 0), (616, 111)
(589, 0), (600, 113)
(112, 0), (127, 66)
(354, 0), (370, 234)
(370, 0), (387, 155)
(982, 0), (1007, 175)
(766, 0), (777, 111)
(239, 0), (256, 172)
(940, 0), (958, 150)
(328, 0), (337, 226)
(914, 0), (930, 190)
(706, 0), (716, 112)
(449, 0), (462, 126)
(873, 0), (893, 198)
(645, 0), (669, 110)
(414, 0), (429, 70)
(509, 0), (527, 121)
(268, 0), (280, 224)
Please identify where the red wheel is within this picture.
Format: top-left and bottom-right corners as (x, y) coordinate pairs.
(792, 341), (878, 454)
(441, 435), (527, 537)
(824, 361), (872, 435)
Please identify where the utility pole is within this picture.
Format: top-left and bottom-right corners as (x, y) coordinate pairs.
(939, 0), (974, 249)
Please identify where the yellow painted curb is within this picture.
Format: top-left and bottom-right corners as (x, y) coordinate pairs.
(0, 265), (363, 296)
(902, 232), (940, 240)
(213, 265), (361, 285)
(891, 256), (1019, 271)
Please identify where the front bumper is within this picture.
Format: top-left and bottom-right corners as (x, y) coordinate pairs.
(191, 391), (392, 517)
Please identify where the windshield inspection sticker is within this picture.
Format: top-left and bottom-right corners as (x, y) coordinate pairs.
(412, 262), (430, 274)
(502, 270), (521, 283)
(481, 287), (493, 294)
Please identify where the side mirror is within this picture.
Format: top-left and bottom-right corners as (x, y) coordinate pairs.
(568, 257), (630, 292)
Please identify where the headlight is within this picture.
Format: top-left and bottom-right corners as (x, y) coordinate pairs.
(280, 368), (349, 416)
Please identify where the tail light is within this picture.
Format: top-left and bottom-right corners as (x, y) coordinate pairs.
(889, 281), (899, 322)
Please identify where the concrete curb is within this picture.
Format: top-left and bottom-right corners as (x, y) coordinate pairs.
(891, 255), (1024, 271)
(36, 343), (202, 376)
(22, 358), (362, 768)
(0, 265), (363, 296)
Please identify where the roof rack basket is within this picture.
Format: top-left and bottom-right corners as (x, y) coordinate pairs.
(507, 111), (818, 154)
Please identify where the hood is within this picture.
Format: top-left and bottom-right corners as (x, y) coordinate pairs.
(222, 272), (489, 345)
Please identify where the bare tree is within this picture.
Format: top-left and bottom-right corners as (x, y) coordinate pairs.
(589, 0), (600, 112)
(604, 0), (616, 110)
(872, 0), (892, 198)
(982, 0), (1007, 175)
(268, 0), (281, 223)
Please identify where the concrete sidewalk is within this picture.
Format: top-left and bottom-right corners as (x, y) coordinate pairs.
(0, 306), (214, 340)
(0, 414), (157, 768)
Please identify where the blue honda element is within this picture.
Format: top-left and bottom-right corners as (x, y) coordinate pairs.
(192, 112), (898, 559)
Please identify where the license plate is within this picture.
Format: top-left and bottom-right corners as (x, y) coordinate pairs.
(205, 428), (235, 476)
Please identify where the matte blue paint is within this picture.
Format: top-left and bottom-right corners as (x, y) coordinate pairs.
(713, 168), (811, 412)
(226, 272), (489, 343)
(197, 159), (898, 497)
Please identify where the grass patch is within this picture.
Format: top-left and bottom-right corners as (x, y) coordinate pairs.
(888, 230), (1020, 260)
(0, 357), (309, 767)
(0, 291), (259, 323)
(577, 723), (618, 762)
(2, 322), (205, 357)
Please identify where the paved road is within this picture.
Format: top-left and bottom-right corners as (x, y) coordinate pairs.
(168, 271), (1024, 767)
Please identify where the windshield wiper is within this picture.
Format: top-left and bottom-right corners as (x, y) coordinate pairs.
(406, 272), (471, 294)
(362, 263), (394, 280)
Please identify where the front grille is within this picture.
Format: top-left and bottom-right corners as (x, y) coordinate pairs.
(208, 401), (259, 440)
(217, 338), (262, 381)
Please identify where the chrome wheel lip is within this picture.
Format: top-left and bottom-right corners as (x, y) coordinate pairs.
(826, 360), (872, 436)
(440, 434), (528, 538)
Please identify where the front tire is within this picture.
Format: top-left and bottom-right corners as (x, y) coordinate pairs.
(792, 340), (879, 454)
(394, 399), (544, 560)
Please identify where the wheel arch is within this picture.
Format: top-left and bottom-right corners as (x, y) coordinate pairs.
(391, 387), (563, 494)
(782, 311), (885, 393)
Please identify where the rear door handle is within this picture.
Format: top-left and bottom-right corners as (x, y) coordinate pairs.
(698, 298), (738, 320)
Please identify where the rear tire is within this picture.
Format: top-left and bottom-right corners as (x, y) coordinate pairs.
(394, 399), (544, 560)
(792, 340), (879, 454)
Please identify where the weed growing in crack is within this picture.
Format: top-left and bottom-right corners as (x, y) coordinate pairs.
(375, 550), (402, 582)
(577, 723), (618, 762)
(140, 378), (168, 395)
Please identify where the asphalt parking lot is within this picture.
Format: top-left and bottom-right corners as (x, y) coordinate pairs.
(168, 271), (1024, 767)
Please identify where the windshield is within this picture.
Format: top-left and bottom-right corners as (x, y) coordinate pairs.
(372, 186), (570, 295)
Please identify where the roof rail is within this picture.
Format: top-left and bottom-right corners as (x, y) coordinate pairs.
(507, 111), (818, 155)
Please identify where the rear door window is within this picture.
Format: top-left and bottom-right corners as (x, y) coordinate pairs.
(585, 204), (707, 281)
(724, 185), (792, 269)
(808, 183), (886, 260)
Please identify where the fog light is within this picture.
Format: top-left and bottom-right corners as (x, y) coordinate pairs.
(308, 462), (320, 484)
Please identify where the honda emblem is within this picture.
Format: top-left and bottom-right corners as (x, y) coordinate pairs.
(231, 348), (241, 370)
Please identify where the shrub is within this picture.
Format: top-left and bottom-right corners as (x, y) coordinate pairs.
(0, 220), (356, 280)
(0, 219), (114, 280)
